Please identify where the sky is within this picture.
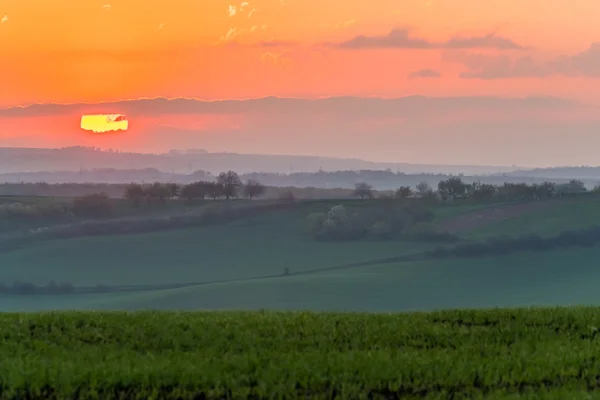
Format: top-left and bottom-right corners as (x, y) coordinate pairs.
(2, 0), (600, 166)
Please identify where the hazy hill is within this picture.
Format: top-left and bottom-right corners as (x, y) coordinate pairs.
(0, 146), (522, 175)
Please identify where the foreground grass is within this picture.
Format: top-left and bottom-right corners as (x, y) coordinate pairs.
(4, 308), (600, 399)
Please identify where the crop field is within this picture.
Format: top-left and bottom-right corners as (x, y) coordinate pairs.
(3, 308), (600, 399)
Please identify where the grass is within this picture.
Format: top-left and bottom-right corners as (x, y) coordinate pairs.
(0, 202), (434, 287)
(4, 196), (600, 313)
(4, 308), (600, 398)
(466, 196), (600, 239)
(5, 244), (600, 313)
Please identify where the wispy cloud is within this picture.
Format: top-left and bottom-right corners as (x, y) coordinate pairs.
(241, 1), (250, 7)
(447, 42), (600, 79)
(0, 14), (7, 24)
(158, 23), (165, 30)
(260, 50), (293, 68)
(102, 4), (111, 11)
(228, 5), (237, 17)
(335, 19), (356, 29)
(334, 29), (525, 50)
(408, 68), (442, 79)
(248, 8), (256, 18)
(259, 40), (297, 47)
(223, 28), (238, 41)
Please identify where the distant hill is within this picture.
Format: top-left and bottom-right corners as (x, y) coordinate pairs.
(500, 166), (600, 180)
(0, 166), (590, 190)
(0, 146), (523, 175)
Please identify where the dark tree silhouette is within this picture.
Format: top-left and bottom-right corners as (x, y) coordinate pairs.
(353, 182), (374, 199)
(217, 171), (242, 200)
(243, 180), (266, 200)
(124, 183), (145, 207)
(395, 186), (412, 199)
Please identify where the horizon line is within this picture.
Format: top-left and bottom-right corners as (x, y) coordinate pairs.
(0, 94), (580, 111)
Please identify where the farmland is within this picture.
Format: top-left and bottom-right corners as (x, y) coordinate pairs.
(3, 308), (600, 399)
(2, 192), (600, 312)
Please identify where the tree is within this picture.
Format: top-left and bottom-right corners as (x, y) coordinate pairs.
(207, 182), (224, 200)
(166, 183), (180, 200)
(353, 182), (374, 199)
(395, 186), (412, 199)
(415, 181), (433, 197)
(145, 182), (170, 204)
(124, 183), (145, 207)
(438, 177), (467, 200)
(217, 171), (243, 200)
(469, 182), (497, 201)
(243, 179), (266, 200)
(180, 181), (211, 202)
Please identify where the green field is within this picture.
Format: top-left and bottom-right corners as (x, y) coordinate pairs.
(4, 308), (600, 399)
(3, 196), (600, 312)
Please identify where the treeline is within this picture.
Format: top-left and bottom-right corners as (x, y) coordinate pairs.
(428, 225), (600, 259)
(352, 177), (591, 202)
(123, 171), (267, 207)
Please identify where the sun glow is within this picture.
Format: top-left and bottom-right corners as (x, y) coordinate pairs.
(80, 114), (129, 133)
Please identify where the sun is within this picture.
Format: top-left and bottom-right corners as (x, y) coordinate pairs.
(80, 114), (129, 133)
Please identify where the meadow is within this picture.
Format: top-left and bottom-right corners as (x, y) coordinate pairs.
(4, 308), (600, 399)
(2, 193), (600, 312)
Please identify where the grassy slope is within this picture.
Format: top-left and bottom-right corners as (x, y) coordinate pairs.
(3, 308), (600, 399)
(466, 196), (600, 239)
(0, 201), (435, 287)
(5, 245), (600, 312)
(4, 197), (600, 312)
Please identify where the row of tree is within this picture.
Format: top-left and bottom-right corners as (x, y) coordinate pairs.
(124, 171), (266, 206)
(353, 177), (589, 202)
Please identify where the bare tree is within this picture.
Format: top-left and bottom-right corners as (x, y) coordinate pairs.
(243, 179), (266, 200)
(415, 181), (433, 197)
(217, 171), (242, 200)
(353, 182), (374, 199)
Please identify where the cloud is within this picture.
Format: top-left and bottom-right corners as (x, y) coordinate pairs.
(222, 28), (238, 42)
(102, 4), (111, 11)
(334, 29), (524, 50)
(260, 51), (293, 68)
(259, 40), (297, 47)
(228, 5), (237, 17)
(158, 23), (165, 30)
(0, 96), (576, 119)
(1, 14), (7, 23)
(445, 33), (524, 50)
(408, 68), (441, 79)
(241, 1), (249, 7)
(248, 8), (256, 17)
(334, 19), (356, 29)
(448, 42), (600, 79)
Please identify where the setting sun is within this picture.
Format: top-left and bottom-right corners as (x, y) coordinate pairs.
(80, 114), (129, 133)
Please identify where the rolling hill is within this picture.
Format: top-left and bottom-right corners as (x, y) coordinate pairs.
(2, 195), (600, 312)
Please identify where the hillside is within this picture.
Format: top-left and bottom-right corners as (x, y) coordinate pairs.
(3, 308), (600, 398)
(3, 194), (600, 312)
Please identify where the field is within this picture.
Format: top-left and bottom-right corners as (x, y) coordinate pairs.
(3, 308), (600, 399)
(2, 195), (600, 312)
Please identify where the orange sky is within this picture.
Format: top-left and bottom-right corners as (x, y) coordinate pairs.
(3, 0), (600, 107)
(4, 0), (600, 166)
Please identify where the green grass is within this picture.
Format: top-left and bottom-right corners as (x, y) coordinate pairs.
(0, 202), (433, 287)
(5, 245), (600, 313)
(4, 308), (600, 398)
(466, 196), (600, 239)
